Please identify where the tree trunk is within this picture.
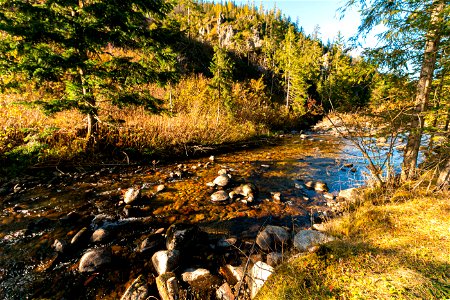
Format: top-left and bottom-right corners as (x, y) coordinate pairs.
(79, 67), (97, 143)
(401, 0), (444, 181)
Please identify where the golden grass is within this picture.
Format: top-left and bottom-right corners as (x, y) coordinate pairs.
(1, 75), (290, 168)
(256, 190), (450, 300)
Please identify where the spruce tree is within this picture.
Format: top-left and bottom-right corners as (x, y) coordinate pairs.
(0, 0), (177, 144)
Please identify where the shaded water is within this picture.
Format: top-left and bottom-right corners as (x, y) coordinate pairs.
(0, 133), (404, 299)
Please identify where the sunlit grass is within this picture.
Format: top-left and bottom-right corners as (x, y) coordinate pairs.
(257, 190), (450, 299)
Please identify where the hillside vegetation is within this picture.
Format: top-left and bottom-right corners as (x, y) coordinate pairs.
(0, 0), (396, 174)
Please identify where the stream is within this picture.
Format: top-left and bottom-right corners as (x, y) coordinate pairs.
(0, 132), (406, 299)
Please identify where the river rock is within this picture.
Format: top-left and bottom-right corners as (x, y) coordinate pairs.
(213, 174), (231, 187)
(211, 190), (229, 202)
(314, 181), (329, 192)
(338, 187), (361, 202)
(271, 192), (282, 203)
(139, 234), (164, 254)
(216, 282), (235, 300)
(266, 252), (283, 267)
(156, 184), (166, 193)
(91, 228), (109, 243)
(256, 225), (290, 251)
(323, 192), (334, 200)
(182, 268), (211, 283)
(156, 272), (179, 300)
(71, 227), (91, 247)
(52, 239), (68, 253)
(229, 183), (257, 202)
(124, 187), (141, 204)
(293, 230), (335, 252)
(166, 224), (198, 250)
(59, 211), (82, 224)
(120, 274), (150, 300)
(250, 261), (274, 299)
(152, 250), (180, 275)
(304, 181), (314, 189)
(218, 168), (228, 175)
(78, 248), (112, 273)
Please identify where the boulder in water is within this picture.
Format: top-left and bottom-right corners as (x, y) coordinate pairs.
(78, 248), (112, 273)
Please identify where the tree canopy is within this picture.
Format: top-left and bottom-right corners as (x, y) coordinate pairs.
(0, 0), (177, 141)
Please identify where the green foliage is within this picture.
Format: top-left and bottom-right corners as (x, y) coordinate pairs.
(209, 45), (234, 115)
(0, 0), (178, 138)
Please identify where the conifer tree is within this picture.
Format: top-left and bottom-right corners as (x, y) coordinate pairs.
(210, 45), (234, 122)
(342, 0), (447, 180)
(0, 0), (177, 144)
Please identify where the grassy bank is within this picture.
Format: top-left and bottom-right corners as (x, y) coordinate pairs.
(257, 188), (450, 299)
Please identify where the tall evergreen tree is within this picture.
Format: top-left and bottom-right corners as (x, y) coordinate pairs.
(210, 45), (234, 122)
(342, 0), (448, 180)
(0, 0), (177, 143)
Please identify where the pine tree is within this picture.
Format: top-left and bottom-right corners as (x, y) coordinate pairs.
(342, 0), (447, 180)
(210, 45), (234, 122)
(0, 0), (177, 144)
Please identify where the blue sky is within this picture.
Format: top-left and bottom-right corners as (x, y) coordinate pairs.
(229, 0), (380, 50)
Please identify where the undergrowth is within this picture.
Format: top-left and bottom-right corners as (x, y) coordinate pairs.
(1, 76), (312, 176)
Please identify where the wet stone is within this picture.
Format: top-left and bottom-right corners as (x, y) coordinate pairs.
(314, 181), (329, 192)
(166, 224), (198, 251)
(91, 228), (109, 243)
(156, 184), (165, 193)
(124, 187), (141, 204)
(211, 190), (229, 202)
(138, 234), (164, 254)
(120, 274), (151, 300)
(71, 227), (91, 247)
(213, 174), (231, 187)
(52, 239), (68, 253)
(152, 250), (180, 275)
(156, 272), (179, 300)
(78, 248), (112, 273)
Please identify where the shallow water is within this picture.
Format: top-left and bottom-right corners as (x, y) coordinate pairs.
(0, 132), (405, 299)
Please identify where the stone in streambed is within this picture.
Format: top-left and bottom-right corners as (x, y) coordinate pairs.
(71, 227), (91, 247)
(123, 187), (141, 204)
(156, 272), (179, 300)
(314, 181), (329, 192)
(211, 190), (229, 202)
(52, 239), (68, 253)
(120, 274), (152, 300)
(165, 224), (198, 251)
(216, 282), (235, 300)
(213, 174), (231, 187)
(78, 248), (112, 273)
(91, 228), (109, 243)
(256, 225), (290, 251)
(152, 250), (180, 275)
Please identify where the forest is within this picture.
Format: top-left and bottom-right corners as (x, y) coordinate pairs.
(0, 0), (449, 299)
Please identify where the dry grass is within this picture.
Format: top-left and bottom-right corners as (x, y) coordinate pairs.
(256, 189), (450, 299)
(1, 75), (301, 172)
